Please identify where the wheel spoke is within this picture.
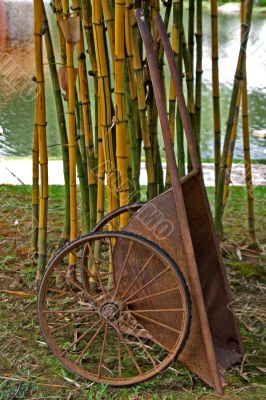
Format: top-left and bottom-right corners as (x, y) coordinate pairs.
(44, 307), (94, 314)
(97, 323), (108, 378)
(123, 267), (171, 304)
(122, 320), (157, 368)
(119, 254), (155, 301)
(113, 241), (133, 300)
(50, 314), (94, 334)
(123, 308), (184, 313)
(61, 318), (101, 356)
(76, 321), (105, 363)
(117, 331), (122, 377)
(119, 333), (142, 375)
(57, 269), (97, 305)
(130, 311), (181, 334)
(126, 286), (179, 306)
(86, 241), (108, 298)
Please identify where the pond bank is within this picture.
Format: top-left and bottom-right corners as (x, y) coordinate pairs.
(0, 159), (265, 186)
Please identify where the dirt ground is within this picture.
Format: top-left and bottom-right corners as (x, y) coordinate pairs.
(0, 185), (265, 399)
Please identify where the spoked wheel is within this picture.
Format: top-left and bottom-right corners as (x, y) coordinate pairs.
(38, 231), (191, 386)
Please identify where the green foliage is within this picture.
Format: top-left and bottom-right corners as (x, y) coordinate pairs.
(0, 380), (36, 399)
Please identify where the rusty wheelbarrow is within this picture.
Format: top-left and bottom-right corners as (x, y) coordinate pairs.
(38, 11), (243, 394)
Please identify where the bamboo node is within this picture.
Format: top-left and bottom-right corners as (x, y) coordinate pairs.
(79, 53), (86, 60)
(36, 122), (47, 128)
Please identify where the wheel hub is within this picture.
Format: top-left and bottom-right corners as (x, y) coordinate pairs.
(100, 302), (120, 322)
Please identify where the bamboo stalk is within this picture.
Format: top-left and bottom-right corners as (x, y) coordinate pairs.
(82, 0), (98, 159)
(31, 100), (39, 253)
(75, 91), (91, 233)
(102, 0), (115, 60)
(242, 64), (257, 246)
(96, 86), (105, 223)
(175, 0), (185, 177)
(73, 0), (97, 230)
(182, 27), (200, 168)
(166, 5), (178, 188)
(44, 2), (70, 243)
(61, 0), (78, 249)
(210, 0), (221, 196)
(185, 0), (195, 174)
(188, 0), (195, 77)
(195, 0), (202, 140)
(130, 7), (156, 199)
(92, 0), (118, 225)
(240, 0), (257, 247)
(125, 3), (140, 201)
(223, 84), (242, 207)
(215, 0), (254, 238)
(114, 0), (129, 226)
(34, 0), (48, 284)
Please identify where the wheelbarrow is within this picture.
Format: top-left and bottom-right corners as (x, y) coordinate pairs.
(38, 11), (243, 394)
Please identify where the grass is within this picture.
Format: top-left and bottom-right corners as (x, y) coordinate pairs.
(0, 184), (265, 399)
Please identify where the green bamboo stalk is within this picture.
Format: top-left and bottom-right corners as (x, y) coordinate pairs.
(124, 55), (140, 200)
(73, 0), (97, 230)
(242, 62), (257, 247)
(130, 6), (156, 199)
(211, 0), (221, 198)
(44, 3), (70, 243)
(188, 0), (195, 76)
(215, 0), (254, 238)
(195, 0), (203, 140)
(187, 0), (195, 176)
(182, 28), (200, 170)
(175, 0), (185, 177)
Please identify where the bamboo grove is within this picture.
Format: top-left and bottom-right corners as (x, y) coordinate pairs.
(32, 0), (258, 281)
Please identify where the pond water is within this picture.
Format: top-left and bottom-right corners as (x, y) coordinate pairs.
(0, 1), (265, 160)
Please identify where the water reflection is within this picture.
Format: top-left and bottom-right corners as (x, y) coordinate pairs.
(0, 1), (265, 159)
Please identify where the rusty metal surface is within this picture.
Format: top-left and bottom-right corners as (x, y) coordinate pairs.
(131, 10), (243, 394)
(121, 174), (243, 389)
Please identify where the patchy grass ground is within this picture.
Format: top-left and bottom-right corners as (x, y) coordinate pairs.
(0, 185), (265, 400)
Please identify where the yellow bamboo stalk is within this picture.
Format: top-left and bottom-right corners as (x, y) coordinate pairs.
(166, 17), (178, 188)
(96, 86), (105, 223)
(34, 0), (48, 284)
(31, 99), (39, 253)
(101, 0), (115, 59)
(73, 0), (97, 230)
(61, 0), (77, 253)
(92, 0), (118, 225)
(114, 0), (129, 226)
